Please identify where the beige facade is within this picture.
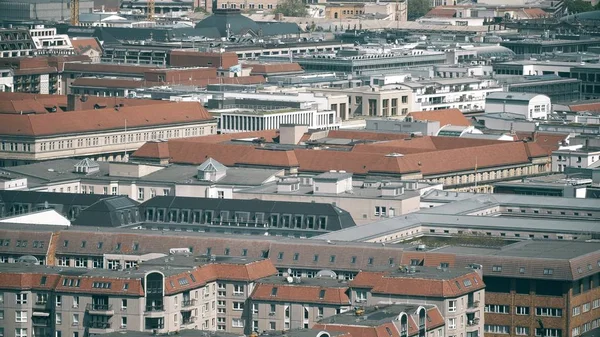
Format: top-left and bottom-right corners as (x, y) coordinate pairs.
(325, 4), (365, 20)
(251, 302), (344, 332)
(310, 87), (414, 118)
(213, 0), (279, 11)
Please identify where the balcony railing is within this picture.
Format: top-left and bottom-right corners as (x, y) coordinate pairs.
(182, 299), (196, 307)
(146, 304), (165, 312)
(87, 303), (113, 311)
(89, 322), (111, 329)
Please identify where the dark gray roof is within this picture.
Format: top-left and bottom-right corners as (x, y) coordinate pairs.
(138, 196), (356, 232)
(195, 9), (300, 38)
(0, 190), (114, 210)
(72, 196), (140, 227)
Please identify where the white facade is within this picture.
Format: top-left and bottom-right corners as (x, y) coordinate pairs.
(0, 209), (71, 226)
(405, 78), (503, 113)
(553, 147), (600, 172)
(218, 109), (340, 133)
(0, 69), (13, 92)
(29, 26), (73, 51)
(485, 93), (551, 120)
(0, 175), (27, 190)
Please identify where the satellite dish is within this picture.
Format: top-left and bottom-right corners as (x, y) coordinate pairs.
(44, 201), (49, 209)
(316, 269), (337, 278)
(17, 255), (40, 265)
(286, 276), (294, 284)
(287, 268), (292, 275)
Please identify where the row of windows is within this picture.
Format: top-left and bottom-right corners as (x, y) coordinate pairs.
(143, 208), (330, 230)
(221, 3), (272, 9)
(507, 208), (595, 217)
(0, 142), (32, 152)
(485, 325), (561, 336)
(485, 305), (562, 317)
(36, 126), (209, 153)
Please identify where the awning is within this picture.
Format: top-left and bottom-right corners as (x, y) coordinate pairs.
(32, 311), (50, 317)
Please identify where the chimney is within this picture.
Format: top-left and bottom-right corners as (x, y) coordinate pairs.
(67, 94), (82, 111)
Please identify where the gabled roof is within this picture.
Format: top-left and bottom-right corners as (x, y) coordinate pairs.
(350, 268), (484, 298)
(197, 158), (227, 172)
(0, 101), (214, 137)
(407, 108), (471, 127)
(250, 278), (351, 305)
(74, 158), (99, 169)
(72, 196), (140, 227)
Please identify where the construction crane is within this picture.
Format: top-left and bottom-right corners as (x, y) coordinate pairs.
(147, 0), (156, 21)
(70, 0), (79, 25)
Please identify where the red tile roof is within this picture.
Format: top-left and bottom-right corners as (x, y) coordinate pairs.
(0, 101), (214, 137)
(132, 130), (551, 177)
(70, 37), (103, 55)
(424, 7), (457, 17)
(568, 102), (600, 113)
(350, 270), (484, 298)
(164, 259), (277, 295)
(523, 8), (549, 18)
(407, 108), (471, 127)
(249, 63), (304, 76)
(250, 282), (351, 305)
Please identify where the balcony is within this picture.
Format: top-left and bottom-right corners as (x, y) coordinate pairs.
(182, 316), (197, 325)
(466, 301), (480, 313)
(181, 299), (196, 308)
(467, 318), (480, 327)
(88, 322), (114, 334)
(145, 304), (165, 317)
(86, 303), (114, 316)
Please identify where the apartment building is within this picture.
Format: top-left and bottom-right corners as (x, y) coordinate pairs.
(4, 215), (600, 337)
(249, 275), (352, 332)
(350, 266), (485, 337)
(0, 99), (217, 167)
(552, 147), (600, 172)
(0, 254), (277, 336)
(485, 92), (551, 121)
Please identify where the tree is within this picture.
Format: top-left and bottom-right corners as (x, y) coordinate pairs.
(273, 0), (308, 17)
(407, 0), (432, 20)
(564, 0), (594, 13)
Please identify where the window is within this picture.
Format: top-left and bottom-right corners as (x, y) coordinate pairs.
(484, 325), (509, 334)
(485, 304), (510, 314)
(516, 327), (530, 336)
(15, 328), (27, 337)
(233, 284), (244, 295)
(583, 302), (590, 313)
(573, 306), (581, 316)
(492, 265), (502, 272)
(232, 318), (244, 328)
(543, 268), (554, 275)
(535, 328), (562, 337)
(318, 307), (324, 318)
(593, 299), (600, 309)
(448, 300), (456, 312)
(271, 287), (278, 296)
(16, 293), (27, 304)
(36, 293), (48, 304)
(56, 295), (61, 307)
(138, 188), (144, 200)
(121, 317), (127, 329)
(72, 313), (79, 325)
(515, 306), (530, 315)
(56, 313), (62, 325)
(270, 304), (276, 314)
(448, 318), (456, 329)
(73, 296), (79, 308)
(233, 302), (244, 311)
(535, 307), (562, 317)
(16, 311), (27, 322)
(121, 299), (127, 310)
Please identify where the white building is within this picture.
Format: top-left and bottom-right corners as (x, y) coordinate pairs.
(401, 77), (503, 113)
(29, 26), (73, 53)
(485, 92), (551, 120)
(0, 69), (13, 92)
(553, 147), (600, 172)
(217, 108), (340, 133)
